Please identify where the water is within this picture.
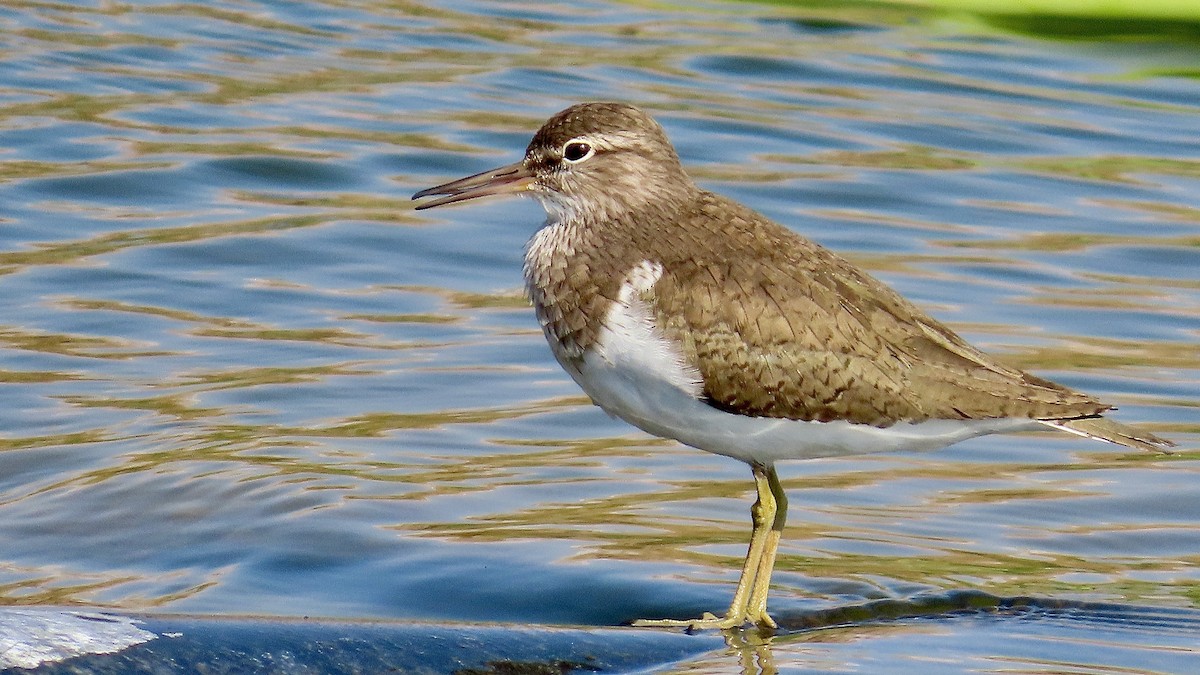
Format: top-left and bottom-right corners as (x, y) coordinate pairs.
(0, 0), (1198, 671)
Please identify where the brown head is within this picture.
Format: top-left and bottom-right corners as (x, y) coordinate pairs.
(413, 102), (698, 222)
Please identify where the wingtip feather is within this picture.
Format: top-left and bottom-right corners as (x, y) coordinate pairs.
(1040, 416), (1175, 454)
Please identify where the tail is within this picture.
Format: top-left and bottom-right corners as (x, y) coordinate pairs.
(1040, 415), (1175, 454)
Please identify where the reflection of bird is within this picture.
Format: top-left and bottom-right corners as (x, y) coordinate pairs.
(413, 102), (1173, 630)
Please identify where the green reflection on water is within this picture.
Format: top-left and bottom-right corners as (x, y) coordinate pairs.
(0, 215), (330, 276)
(0, 431), (111, 453)
(394, 449), (1198, 605)
(1019, 155), (1200, 184)
(0, 369), (84, 384)
(769, 146), (979, 171)
(942, 231), (1200, 252)
(0, 160), (175, 181)
(172, 364), (383, 391)
(0, 564), (221, 609)
(0, 327), (173, 359)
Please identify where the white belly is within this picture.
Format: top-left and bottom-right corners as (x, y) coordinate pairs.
(574, 351), (1037, 464)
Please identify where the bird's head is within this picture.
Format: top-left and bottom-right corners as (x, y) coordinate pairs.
(413, 102), (697, 223)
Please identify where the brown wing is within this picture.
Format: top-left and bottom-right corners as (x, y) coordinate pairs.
(647, 192), (1108, 427)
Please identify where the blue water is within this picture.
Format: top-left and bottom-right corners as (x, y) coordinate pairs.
(0, 1), (1197, 671)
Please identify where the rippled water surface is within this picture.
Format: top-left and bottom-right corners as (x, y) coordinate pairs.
(1, 0), (1198, 671)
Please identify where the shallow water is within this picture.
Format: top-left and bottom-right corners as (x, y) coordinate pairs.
(0, 0), (1197, 671)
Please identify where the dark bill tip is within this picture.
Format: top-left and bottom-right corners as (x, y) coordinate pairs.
(412, 160), (533, 210)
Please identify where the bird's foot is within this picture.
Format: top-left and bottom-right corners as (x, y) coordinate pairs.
(632, 610), (776, 633)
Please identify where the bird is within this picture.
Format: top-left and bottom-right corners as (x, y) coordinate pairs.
(411, 101), (1174, 631)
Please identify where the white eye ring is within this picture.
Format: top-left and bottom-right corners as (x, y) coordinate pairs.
(562, 140), (594, 163)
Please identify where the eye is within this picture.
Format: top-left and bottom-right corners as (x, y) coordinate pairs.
(562, 140), (594, 163)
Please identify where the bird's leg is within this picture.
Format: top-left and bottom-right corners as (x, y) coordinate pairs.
(744, 465), (786, 628)
(709, 464), (776, 626)
(633, 464), (778, 631)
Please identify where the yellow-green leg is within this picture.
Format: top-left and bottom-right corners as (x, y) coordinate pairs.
(745, 466), (786, 627)
(633, 464), (784, 631)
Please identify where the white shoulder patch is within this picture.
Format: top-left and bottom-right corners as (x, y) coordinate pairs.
(588, 260), (703, 398)
(620, 259), (662, 300)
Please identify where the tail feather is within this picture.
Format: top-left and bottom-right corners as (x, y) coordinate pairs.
(1040, 416), (1175, 454)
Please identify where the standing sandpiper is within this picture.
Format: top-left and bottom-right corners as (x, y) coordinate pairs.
(412, 102), (1173, 631)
